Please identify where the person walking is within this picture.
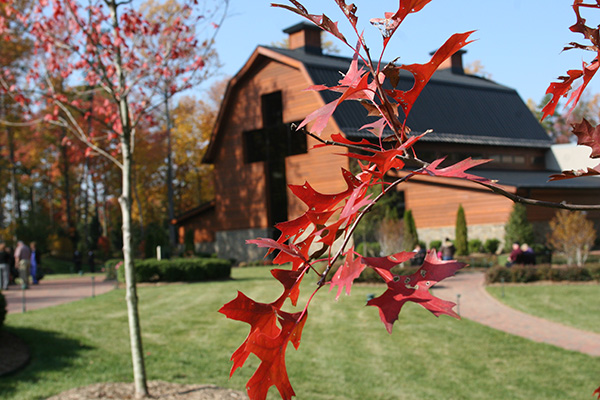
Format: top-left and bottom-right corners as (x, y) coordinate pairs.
(0, 243), (9, 290)
(14, 241), (32, 289)
(6, 246), (15, 285)
(30, 241), (42, 284)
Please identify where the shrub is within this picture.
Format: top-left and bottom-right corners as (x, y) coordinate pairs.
(104, 259), (124, 280)
(0, 291), (5, 330)
(483, 238), (500, 254)
(486, 264), (599, 283)
(485, 266), (512, 284)
(403, 210), (418, 251)
(429, 240), (442, 252)
(117, 257), (232, 283)
(468, 239), (483, 254)
(455, 204), (468, 256)
(510, 265), (539, 283)
(356, 242), (381, 257)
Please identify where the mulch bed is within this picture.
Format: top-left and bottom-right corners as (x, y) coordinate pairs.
(0, 329), (30, 376)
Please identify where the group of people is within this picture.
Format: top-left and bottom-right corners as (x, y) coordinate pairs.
(506, 242), (536, 266)
(0, 240), (42, 290)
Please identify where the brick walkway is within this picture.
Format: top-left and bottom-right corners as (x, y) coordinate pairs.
(2, 276), (117, 314)
(433, 271), (600, 357)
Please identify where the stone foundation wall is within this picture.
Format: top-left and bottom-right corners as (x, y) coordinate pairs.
(216, 227), (274, 263)
(417, 223), (506, 250)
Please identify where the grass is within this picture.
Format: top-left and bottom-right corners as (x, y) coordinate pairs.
(0, 267), (598, 399)
(487, 283), (600, 334)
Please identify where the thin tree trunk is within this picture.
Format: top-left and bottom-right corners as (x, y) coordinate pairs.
(119, 134), (148, 398)
(164, 91), (176, 250)
(8, 127), (19, 242)
(108, 0), (148, 396)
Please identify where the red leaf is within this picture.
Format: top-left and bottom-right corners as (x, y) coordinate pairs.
(396, 31), (474, 117)
(220, 291), (307, 400)
(246, 238), (308, 263)
(572, 118), (600, 158)
(594, 385), (600, 399)
(346, 148), (406, 178)
(548, 164), (600, 181)
(329, 249), (366, 300)
(273, 236), (315, 271)
(370, 0), (432, 47)
(288, 168), (361, 212)
(417, 157), (492, 183)
(245, 311), (307, 400)
(367, 250), (465, 333)
(542, 70), (583, 120)
(361, 251), (415, 271)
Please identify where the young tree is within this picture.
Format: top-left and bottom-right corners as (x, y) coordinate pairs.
(219, 2), (600, 400)
(402, 209), (418, 251)
(0, 1), (224, 397)
(548, 210), (596, 267)
(504, 203), (534, 251)
(454, 204), (468, 256)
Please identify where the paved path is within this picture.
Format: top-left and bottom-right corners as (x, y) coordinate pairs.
(432, 272), (600, 357)
(2, 276), (117, 314)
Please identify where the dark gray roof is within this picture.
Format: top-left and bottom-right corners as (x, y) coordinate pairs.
(267, 47), (552, 149)
(475, 170), (600, 189)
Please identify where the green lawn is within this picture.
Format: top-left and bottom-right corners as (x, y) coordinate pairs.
(1, 267), (598, 399)
(487, 283), (600, 334)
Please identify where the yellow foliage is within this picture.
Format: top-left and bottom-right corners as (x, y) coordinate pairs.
(548, 210), (596, 266)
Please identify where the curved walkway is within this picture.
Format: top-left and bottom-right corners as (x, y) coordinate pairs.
(2, 276), (116, 314)
(432, 272), (600, 357)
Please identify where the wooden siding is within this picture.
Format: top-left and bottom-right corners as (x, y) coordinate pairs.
(177, 207), (216, 244)
(523, 188), (600, 222)
(212, 57), (348, 230)
(402, 175), (516, 228)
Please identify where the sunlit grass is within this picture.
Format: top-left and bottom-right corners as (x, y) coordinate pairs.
(487, 283), (600, 334)
(0, 266), (597, 399)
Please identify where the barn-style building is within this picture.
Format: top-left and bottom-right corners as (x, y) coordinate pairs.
(173, 22), (600, 262)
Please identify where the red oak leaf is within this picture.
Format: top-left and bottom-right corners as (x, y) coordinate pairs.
(288, 168), (361, 212)
(219, 269), (305, 390)
(346, 148), (406, 178)
(394, 31), (474, 117)
(329, 249), (366, 300)
(541, 69), (583, 120)
(361, 251), (415, 273)
(594, 385), (600, 399)
(548, 164), (600, 181)
(370, 0), (432, 47)
(273, 236), (315, 271)
(246, 311), (307, 400)
(367, 250), (465, 333)
(572, 118), (600, 158)
(246, 238), (308, 264)
(417, 157), (492, 183)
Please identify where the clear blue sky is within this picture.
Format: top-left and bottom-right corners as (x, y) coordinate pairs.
(209, 0), (599, 106)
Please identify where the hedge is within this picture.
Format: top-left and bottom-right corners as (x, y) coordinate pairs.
(113, 257), (232, 283)
(486, 264), (600, 284)
(0, 291), (6, 330)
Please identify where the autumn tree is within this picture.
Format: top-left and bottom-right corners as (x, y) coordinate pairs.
(139, 0), (227, 250)
(548, 210), (596, 266)
(0, 0), (223, 397)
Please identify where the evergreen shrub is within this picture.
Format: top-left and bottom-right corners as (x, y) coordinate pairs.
(116, 257), (232, 283)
